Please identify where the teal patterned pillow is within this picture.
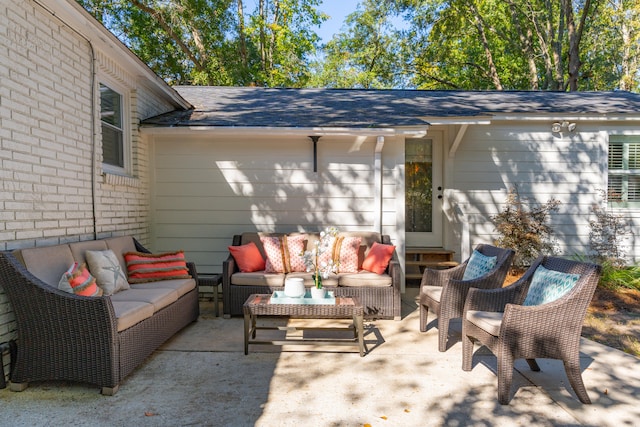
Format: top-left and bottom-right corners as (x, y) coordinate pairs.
(462, 250), (498, 280)
(523, 265), (581, 306)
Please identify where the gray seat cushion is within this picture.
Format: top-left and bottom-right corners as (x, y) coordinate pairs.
(421, 285), (443, 302)
(338, 271), (392, 287)
(69, 240), (109, 265)
(466, 310), (504, 336)
(19, 245), (76, 287)
(130, 278), (196, 298)
(110, 288), (179, 312)
(111, 300), (155, 332)
(230, 272), (286, 287)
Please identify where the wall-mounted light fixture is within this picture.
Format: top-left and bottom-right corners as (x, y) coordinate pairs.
(551, 121), (577, 133)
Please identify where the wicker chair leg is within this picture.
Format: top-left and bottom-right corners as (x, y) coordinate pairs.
(438, 317), (449, 352)
(497, 354), (514, 405)
(461, 334), (474, 371)
(525, 358), (540, 371)
(564, 359), (591, 404)
(419, 304), (429, 332)
(101, 385), (119, 396)
(10, 382), (28, 392)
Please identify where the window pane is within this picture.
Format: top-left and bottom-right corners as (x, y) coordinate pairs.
(406, 139), (433, 232)
(608, 143), (623, 169)
(102, 123), (123, 167)
(628, 143), (640, 169)
(100, 84), (122, 128)
(608, 175), (623, 201)
(629, 175), (640, 201)
(100, 83), (124, 168)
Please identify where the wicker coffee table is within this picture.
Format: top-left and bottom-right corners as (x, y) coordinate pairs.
(243, 294), (365, 356)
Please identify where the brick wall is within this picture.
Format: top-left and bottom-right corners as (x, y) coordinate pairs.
(0, 1), (179, 381)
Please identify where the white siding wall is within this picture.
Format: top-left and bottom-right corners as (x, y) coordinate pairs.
(0, 1), (178, 379)
(442, 121), (640, 262)
(149, 133), (402, 275)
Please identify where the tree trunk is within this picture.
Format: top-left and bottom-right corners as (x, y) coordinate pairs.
(467, 2), (503, 90)
(237, 0), (248, 71)
(565, 0), (594, 91)
(507, 0), (539, 89)
(259, 0), (267, 74)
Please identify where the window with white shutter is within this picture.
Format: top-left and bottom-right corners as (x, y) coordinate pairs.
(608, 136), (640, 205)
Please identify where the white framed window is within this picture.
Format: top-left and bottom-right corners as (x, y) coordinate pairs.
(99, 81), (130, 175)
(608, 135), (640, 206)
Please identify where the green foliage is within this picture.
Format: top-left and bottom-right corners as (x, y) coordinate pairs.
(76, 0), (640, 90)
(492, 187), (560, 268)
(78, 0), (326, 87)
(598, 260), (640, 291)
(309, 0), (406, 88)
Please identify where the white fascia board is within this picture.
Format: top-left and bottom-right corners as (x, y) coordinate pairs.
(420, 116), (493, 125)
(490, 113), (640, 122)
(39, 0), (191, 110)
(140, 126), (429, 137)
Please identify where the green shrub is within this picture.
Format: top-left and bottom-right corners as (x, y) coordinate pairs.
(599, 260), (640, 291)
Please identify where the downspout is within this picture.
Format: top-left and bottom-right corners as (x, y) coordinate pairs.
(374, 136), (385, 234)
(33, 0), (98, 239)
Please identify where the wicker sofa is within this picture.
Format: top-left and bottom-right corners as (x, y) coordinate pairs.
(223, 231), (401, 320)
(0, 236), (199, 395)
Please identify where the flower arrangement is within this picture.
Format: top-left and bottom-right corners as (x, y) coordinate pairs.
(301, 227), (339, 289)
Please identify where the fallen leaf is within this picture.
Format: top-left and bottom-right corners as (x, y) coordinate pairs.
(144, 412), (156, 417)
(380, 416), (388, 420)
(404, 409), (411, 413)
(364, 424), (372, 427)
(604, 389), (608, 395)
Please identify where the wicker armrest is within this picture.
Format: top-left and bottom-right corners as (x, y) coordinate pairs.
(421, 262), (467, 287)
(0, 251), (118, 339)
(464, 281), (527, 313)
(186, 261), (198, 282)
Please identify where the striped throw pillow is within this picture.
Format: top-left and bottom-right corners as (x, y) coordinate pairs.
(58, 262), (103, 297)
(260, 235), (306, 273)
(124, 251), (191, 283)
(332, 236), (361, 273)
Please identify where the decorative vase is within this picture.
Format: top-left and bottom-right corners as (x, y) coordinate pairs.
(310, 286), (327, 299)
(284, 277), (305, 298)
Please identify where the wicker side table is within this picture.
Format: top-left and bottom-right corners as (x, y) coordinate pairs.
(198, 274), (222, 317)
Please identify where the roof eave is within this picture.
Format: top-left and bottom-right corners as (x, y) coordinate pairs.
(139, 125), (429, 137)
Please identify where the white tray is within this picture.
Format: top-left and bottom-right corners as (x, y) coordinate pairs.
(271, 290), (336, 305)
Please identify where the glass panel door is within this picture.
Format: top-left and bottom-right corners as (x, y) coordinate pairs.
(406, 137), (442, 247)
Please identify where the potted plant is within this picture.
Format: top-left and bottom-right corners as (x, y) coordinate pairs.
(302, 227), (339, 298)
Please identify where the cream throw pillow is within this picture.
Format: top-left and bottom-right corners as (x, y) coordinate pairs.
(86, 249), (130, 295)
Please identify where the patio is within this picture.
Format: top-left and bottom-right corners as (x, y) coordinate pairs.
(0, 289), (638, 427)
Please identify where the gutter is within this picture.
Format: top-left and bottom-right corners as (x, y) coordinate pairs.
(34, 0), (99, 240)
(139, 126), (429, 138)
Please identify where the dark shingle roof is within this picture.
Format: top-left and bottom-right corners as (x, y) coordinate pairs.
(141, 87), (640, 128)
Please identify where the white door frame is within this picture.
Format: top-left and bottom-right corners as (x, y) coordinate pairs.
(405, 131), (444, 248)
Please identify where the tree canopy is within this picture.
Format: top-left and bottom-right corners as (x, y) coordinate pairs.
(78, 0), (640, 91)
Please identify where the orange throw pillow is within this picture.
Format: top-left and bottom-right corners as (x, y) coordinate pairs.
(362, 242), (396, 274)
(228, 242), (266, 272)
(124, 251), (191, 283)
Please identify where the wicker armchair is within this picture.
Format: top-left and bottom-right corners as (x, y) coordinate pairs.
(461, 256), (601, 404)
(419, 244), (514, 352)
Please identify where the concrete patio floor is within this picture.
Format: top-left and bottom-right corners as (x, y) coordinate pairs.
(1, 288), (639, 427)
